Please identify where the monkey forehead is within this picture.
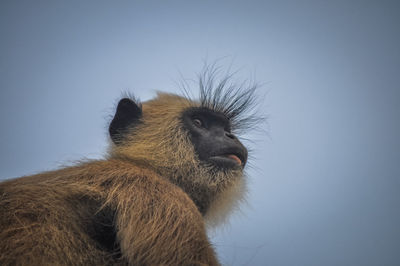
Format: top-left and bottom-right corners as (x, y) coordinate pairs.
(141, 92), (231, 121)
(142, 92), (200, 113)
(183, 107), (230, 124)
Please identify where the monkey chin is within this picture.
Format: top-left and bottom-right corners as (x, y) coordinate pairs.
(198, 156), (247, 228)
(204, 170), (247, 228)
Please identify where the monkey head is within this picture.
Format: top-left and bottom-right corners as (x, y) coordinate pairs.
(108, 76), (259, 223)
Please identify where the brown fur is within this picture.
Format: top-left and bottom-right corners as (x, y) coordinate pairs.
(0, 93), (248, 265)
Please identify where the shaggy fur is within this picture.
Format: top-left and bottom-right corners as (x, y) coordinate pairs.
(0, 73), (259, 265)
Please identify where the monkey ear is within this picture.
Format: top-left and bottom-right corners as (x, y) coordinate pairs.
(109, 98), (142, 144)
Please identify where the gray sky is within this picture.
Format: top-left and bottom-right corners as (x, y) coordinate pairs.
(1, 1), (399, 265)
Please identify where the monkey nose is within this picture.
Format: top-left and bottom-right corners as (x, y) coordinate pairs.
(225, 132), (236, 140)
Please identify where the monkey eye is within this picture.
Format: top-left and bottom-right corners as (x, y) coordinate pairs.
(192, 118), (203, 128)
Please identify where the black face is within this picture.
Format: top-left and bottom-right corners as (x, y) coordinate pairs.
(182, 107), (248, 170)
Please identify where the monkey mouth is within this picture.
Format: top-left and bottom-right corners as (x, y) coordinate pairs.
(224, 154), (242, 165)
(208, 150), (246, 169)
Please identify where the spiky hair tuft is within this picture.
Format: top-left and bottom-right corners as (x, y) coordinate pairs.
(180, 63), (264, 134)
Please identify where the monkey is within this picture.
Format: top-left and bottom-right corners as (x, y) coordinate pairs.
(0, 69), (259, 265)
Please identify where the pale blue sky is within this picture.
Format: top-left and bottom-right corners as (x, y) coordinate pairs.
(1, 1), (399, 265)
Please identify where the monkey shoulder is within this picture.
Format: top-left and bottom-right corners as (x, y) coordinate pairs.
(101, 162), (216, 265)
(102, 160), (201, 217)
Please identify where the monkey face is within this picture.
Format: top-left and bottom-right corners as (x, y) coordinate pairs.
(182, 107), (248, 170)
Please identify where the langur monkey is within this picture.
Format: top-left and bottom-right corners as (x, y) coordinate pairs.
(0, 70), (259, 265)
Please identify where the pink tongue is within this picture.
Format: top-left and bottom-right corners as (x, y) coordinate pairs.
(227, 154), (242, 165)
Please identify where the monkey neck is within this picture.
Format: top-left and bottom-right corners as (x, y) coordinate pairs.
(173, 177), (216, 216)
(156, 166), (243, 216)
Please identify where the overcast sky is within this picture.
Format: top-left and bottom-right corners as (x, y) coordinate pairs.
(1, 1), (399, 265)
